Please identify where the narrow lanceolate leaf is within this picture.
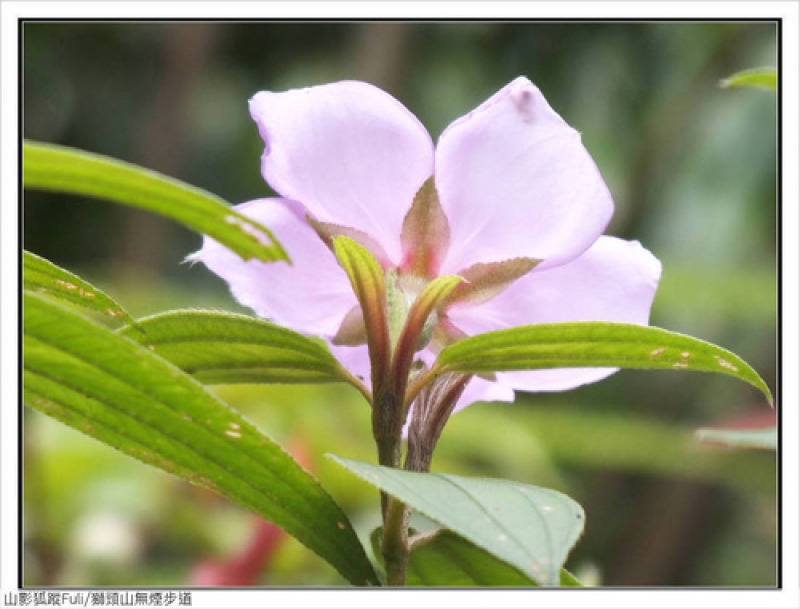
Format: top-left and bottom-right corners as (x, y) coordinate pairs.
(332, 237), (391, 387)
(23, 292), (379, 586)
(331, 455), (584, 586)
(721, 67), (778, 91)
(23, 140), (288, 263)
(23, 250), (135, 327)
(435, 322), (773, 405)
(696, 427), (777, 450)
(118, 310), (351, 386)
(371, 527), (581, 586)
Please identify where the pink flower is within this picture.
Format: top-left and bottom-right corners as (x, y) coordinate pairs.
(195, 77), (661, 413)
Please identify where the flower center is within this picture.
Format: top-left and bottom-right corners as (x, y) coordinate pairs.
(386, 270), (438, 352)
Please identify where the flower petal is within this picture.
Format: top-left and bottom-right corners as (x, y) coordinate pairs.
(446, 236), (662, 392)
(452, 375), (516, 413)
(250, 81), (435, 263)
(194, 198), (356, 336)
(329, 343), (372, 386)
(435, 76), (614, 274)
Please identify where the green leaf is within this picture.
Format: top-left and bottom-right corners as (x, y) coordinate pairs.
(449, 406), (776, 497)
(23, 250), (136, 327)
(118, 309), (352, 386)
(721, 67), (777, 91)
(371, 527), (581, 586)
(330, 455), (584, 585)
(23, 292), (378, 586)
(695, 426), (777, 450)
(435, 322), (773, 405)
(23, 140), (288, 263)
(559, 569), (583, 586)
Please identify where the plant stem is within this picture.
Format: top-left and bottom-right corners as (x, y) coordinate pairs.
(381, 496), (410, 586)
(373, 388), (410, 585)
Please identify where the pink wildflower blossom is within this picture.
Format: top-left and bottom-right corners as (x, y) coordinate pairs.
(195, 77), (661, 413)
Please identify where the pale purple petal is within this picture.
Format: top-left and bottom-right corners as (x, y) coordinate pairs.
(451, 375), (516, 413)
(329, 343), (371, 387)
(194, 198), (356, 336)
(250, 81), (435, 263)
(435, 76), (614, 274)
(446, 236), (662, 392)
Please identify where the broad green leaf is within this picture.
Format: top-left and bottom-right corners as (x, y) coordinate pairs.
(721, 67), (777, 91)
(330, 455), (584, 585)
(23, 292), (378, 586)
(23, 250), (136, 327)
(696, 426), (777, 450)
(118, 310), (351, 386)
(23, 140), (288, 263)
(370, 527), (582, 586)
(435, 322), (773, 405)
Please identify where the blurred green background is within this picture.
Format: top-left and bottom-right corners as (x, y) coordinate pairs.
(22, 21), (778, 587)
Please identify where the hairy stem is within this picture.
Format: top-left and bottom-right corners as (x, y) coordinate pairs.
(373, 387), (410, 585)
(382, 496), (410, 586)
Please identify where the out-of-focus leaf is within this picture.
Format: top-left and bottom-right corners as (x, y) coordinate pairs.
(118, 310), (352, 386)
(330, 455), (584, 585)
(23, 250), (136, 327)
(23, 140), (288, 263)
(721, 67), (777, 91)
(696, 426), (777, 450)
(23, 292), (379, 586)
(477, 406), (776, 496)
(435, 322), (773, 405)
(654, 266), (777, 325)
(369, 527), (582, 586)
